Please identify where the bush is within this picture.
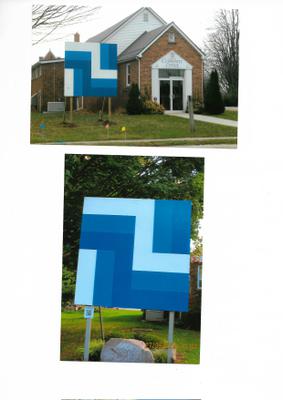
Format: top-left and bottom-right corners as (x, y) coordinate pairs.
(103, 330), (130, 342)
(224, 88), (238, 107)
(204, 69), (225, 114)
(142, 99), (165, 114)
(102, 331), (165, 350)
(193, 97), (204, 114)
(88, 339), (104, 361)
(133, 332), (166, 349)
(126, 83), (143, 115)
(61, 265), (76, 305)
(179, 311), (201, 331)
(153, 349), (168, 363)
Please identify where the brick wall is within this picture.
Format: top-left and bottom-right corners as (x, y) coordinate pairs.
(140, 27), (203, 101)
(117, 60), (139, 109)
(41, 62), (65, 111)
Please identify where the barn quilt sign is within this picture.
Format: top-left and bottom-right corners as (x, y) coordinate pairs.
(74, 197), (192, 311)
(64, 42), (117, 97)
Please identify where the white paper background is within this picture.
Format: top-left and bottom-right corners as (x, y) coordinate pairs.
(0, 1), (283, 400)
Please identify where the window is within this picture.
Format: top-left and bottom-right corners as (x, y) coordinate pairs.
(159, 69), (184, 78)
(197, 265), (202, 289)
(168, 31), (176, 43)
(32, 66), (42, 80)
(126, 63), (131, 87)
(143, 12), (149, 22)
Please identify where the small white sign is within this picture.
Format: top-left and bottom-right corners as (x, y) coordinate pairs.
(84, 306), (94, 319)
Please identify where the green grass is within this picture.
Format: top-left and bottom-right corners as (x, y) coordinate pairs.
(202, 109), (238, 121)
(60, 308), (200, 364)
(31, 111), (237, 145)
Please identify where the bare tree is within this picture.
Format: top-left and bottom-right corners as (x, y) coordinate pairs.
(204, 9), (239, 104)
(32, 5), (101, 45)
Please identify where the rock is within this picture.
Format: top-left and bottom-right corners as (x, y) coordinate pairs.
(100, 338), (154, 363)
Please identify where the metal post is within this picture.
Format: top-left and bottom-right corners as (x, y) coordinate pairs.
(98, 306), (105, 341)
(70, 96), (73, 123)
(83, 317), (92, 361)
(167, 311), (175, 363)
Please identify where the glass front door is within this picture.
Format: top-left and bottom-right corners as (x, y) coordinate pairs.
(159, 79), (183, 111)
(160, 80), (170, 110)
(173, 80), (183, 110)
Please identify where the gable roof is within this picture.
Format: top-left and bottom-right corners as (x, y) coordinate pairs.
(87, 7), (166, 43)
(118, 25), (166, 63)
(118, 22), (204, 63)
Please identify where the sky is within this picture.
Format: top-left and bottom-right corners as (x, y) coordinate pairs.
(31, 1), (219, 64)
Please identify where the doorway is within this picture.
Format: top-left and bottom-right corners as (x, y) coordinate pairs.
(159, 79), (183, 111)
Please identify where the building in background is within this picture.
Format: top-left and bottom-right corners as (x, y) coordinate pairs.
(31, 7), (204, 112)
(31, 50), (64, 112)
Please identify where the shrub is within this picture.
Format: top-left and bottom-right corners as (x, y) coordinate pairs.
(133, 332), (166, 349)
(61, 265), (76, 305)
(126, 83), (143, 115)
(142, 99), (165, 115)
(88, 339), (104, 361)
(193, 97), (204, 114)
(153, 349), (167, 363)
(224, 88), (238, 106)
(179, 311), (201, 331)
(103, 330), (130, 342)
(204, 69), (225, 114)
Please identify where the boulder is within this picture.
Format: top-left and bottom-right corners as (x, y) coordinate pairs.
(100, 338), (154, 363)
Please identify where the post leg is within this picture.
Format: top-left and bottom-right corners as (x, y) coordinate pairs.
(83, 317), (92, 361)
(70, 96), (73, 123)
(167, 311), (175, 363)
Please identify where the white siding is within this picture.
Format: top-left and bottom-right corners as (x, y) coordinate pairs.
(105, 10), (164, 55)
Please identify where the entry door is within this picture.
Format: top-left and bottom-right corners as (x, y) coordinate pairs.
(160, 80), (170, 110)
(159, 79), (183, 110)
(173, 80), (183, 110)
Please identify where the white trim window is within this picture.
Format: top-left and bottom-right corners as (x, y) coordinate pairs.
(197, 265), (202, 289)
(168, 31), (176, 43)
(126, 63), (131, 87)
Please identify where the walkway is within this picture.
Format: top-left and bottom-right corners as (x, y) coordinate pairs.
(165, 111), (238, 128)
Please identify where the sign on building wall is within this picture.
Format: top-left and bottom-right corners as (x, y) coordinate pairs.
(64, 42), (117, 97)
(74, 197), (192, 311)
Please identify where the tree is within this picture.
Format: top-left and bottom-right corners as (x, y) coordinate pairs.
(126, 83), (143, 114)
(204, 9), (239, 105)
(204, 69), (225, 114)
(63, 155), (204, 276)
(32, 5), (100, 45)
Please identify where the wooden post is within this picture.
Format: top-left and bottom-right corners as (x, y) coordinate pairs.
(167, 311), (175, 363)
(69, 96), (73, 123)
(108, 97), (112, 120)
(188, 95), (195, 132)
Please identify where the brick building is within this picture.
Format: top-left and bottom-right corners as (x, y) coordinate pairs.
(86, 7), (204, 111)
(31, 50), (64, 112)
(31, 7), (204, 112)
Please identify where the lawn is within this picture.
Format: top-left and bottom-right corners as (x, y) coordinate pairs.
(202, 109), (238, 121)
(60, 308), (200, 364)
(30, 111), (237, 145)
